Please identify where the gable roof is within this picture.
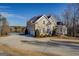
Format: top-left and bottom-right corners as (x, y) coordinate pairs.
(27, 15), (56, 24)
(30, 15), (43, 23)
(27, 15), (47, 23)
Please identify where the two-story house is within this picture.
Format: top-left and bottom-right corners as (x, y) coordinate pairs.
(27, 15), (57, 36)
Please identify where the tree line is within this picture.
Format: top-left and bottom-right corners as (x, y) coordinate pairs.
(62, 4), (79, 37)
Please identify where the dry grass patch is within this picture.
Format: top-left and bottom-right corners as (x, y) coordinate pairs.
(0, 44), (59, 56)
(51, 35), (79, 40)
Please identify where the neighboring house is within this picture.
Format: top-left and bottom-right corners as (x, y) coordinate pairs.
(27, 15), (57, 36)
(56, 22), (67, 35)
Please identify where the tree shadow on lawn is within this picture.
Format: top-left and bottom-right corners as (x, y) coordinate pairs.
(21, 40), (79, 50)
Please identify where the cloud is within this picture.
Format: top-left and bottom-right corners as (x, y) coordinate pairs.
(0, 6), (10, 9)
(0, 12), (26, 19)
(0, 6), (15, 12)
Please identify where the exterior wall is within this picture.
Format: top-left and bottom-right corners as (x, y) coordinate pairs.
(27, 23), (35, 36)
(35, 15), (49, 36)
(48, 16), (57, 27)
(56, 25), (67, 35)
(62, 26), (67, 35)
(48, 16), (57, 35)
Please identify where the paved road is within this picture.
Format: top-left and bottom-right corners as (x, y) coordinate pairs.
(0, 35), (79, 56)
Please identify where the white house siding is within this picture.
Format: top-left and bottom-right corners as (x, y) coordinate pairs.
(29, 30), (35, 36)
(62, 26), (67, 35)
(56, 25), (62, 35)
(56, 25), (67, 35)
(48, 16), (57, 35)
(35, 15), (49, 36)
(27, 25), (35, 36)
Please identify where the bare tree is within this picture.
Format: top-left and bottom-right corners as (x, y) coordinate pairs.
(0, 14), (10, 36)
(62, 4), (73, 36)
(62, 3), (79, 37)
(74, 4), (79, 37)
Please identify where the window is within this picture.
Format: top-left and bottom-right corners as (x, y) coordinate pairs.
(43, 21), (45, 24)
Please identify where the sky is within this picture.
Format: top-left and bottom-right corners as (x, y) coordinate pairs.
(0, 3), (68, 26)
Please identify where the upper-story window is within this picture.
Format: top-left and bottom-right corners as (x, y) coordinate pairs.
(43, 21), (45, 24)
